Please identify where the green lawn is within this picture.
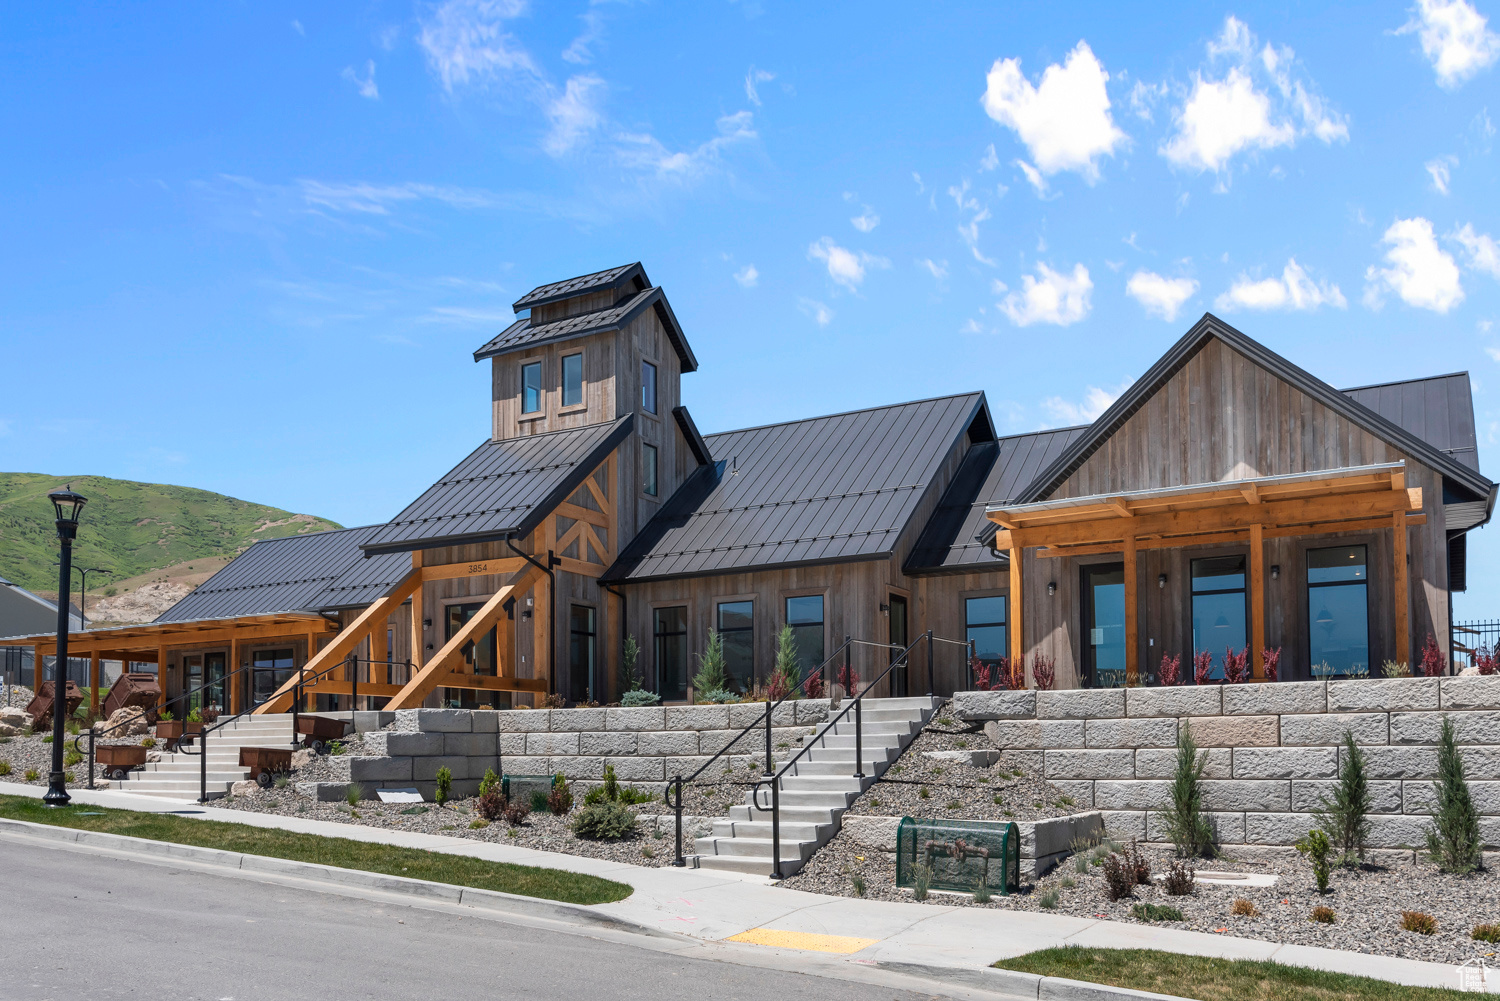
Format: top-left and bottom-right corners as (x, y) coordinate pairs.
(994, 947), (1471, 1001)
(0, 795), (631, 905)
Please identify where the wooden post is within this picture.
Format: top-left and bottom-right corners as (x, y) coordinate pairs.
(156, 643), (167, 712)
(370, 617), (389, 687)
(1394, 511), (1409, 669)
(1124, 535), (1138, 687)
(411, 551), (426, 672)
(88, 651), (101, 713)
(1249, 523), (1265, 679)
(1008, 546), (1023, 677)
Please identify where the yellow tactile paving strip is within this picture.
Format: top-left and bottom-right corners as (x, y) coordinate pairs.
(725, 928), (881, 954)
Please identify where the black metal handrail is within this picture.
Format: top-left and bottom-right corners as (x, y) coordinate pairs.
(665, 635), (856, 867)
(751, 630), (931, 879)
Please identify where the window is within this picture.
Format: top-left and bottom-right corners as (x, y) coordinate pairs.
(786, 595), (825, 677)
(1308, 545), (1369, 678)
(569, 604), (597, 703)
(252, 648), (295, 706)
(521, 361), (542, 414)
(718, 601), (754, 691)
(654, 606), (688, 701)
(1191, 555), (1248, 680)
(562, 353), (583, 407)
(442, 601), (502, 709)
(965, 596), (1008, 667)
(642, 360), (658, 414)
(643, 443), (658, 496)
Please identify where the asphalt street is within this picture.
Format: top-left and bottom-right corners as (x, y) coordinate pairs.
(0, 838), (960, 1001)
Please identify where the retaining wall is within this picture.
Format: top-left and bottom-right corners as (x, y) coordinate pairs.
(954, 677), (1500, 851)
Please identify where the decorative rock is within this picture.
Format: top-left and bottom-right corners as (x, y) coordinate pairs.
(841, 814), (900, 852)
(1327, 677), (1439, 712)
(230, 780), (259, 797)
(953, 689), (1037, 720)
(96, 706), (148, 736)
(1222, 680), (1326, 716)
(291, 748), (315, 768)
(0, 706), (31, 729)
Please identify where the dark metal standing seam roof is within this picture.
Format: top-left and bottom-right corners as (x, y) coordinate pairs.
(473, 285), (699, 373)
(155, 526), (407, 622)
(1342, 373), (1480, 473)
(904, 425), (1089, 574)
(602, 394), (987, 582)
(512, 262), (646, 310)
(359, 416), (635, 556)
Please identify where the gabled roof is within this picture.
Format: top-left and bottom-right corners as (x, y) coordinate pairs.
(1016, 314), (1495, 506)
(156, 526), (407, 622)
(1342, 372), (1479, 473)
(602, 394), (988, 582)
(672, 405), (712, 467)
(360, 416), (635, 556)
(474, 285), (698, 372)
(512, 262), (647, 311)
(904, 425), (1088, 574)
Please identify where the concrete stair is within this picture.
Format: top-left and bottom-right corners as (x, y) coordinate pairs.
(690, 696), (939, 876)
(107, 714), (299, 802)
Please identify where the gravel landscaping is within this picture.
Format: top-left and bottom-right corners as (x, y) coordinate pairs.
(0, 727), (152, 787)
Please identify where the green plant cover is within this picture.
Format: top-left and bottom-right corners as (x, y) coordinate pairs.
(772, 624), (800, 699)
(571, 800), (638, 840)
(478, 768), (500, 798)
(691, 630), (728, 696)
(435, 766), (452, 806)
(1424, 716), (1482, 873)
(1314, 731), (1371, 866)
(1156, 724), (1215, 858)
(1295, 828), (1333, 892)
(621, 689), (660, 707)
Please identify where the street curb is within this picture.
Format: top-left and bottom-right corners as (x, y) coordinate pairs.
(0, 817), (669, 941)
(875, 961), (1195, 1001)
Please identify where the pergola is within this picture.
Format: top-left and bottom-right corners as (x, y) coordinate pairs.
(985, 461), (1426, 685)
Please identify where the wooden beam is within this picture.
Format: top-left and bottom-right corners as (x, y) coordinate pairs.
(1008, 546), (1023, 674)
(1249, 523), (1265, 679)
(421, 673), (547, 694)
(411, 552), (425, 672)
(1240, 483), (1260, 506)
(1394, 509), (1410, 670)
(554, 502), (609, 527)
(1124, 535), (1138, 688)
(384, 563), (545, 710)
(370, 614), (389, 688)
(1033, 513), (1429, 559)
(554, 555), (603, 578)
(1106, 497), (1132, 519)
(420, 557), (527, 582)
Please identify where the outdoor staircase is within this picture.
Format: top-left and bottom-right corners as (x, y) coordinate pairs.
(107, 714), (297, 802)
(691, 696), (940, 877)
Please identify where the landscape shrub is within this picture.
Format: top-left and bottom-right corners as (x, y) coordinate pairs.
(770, 625), (800, 701)
(548, 774), (573, 816)
(572, 800), (637, 840)
(1030, 652), (1056, 690)
(1161, 859), (1195, 896)
(345, 783), (363, 807)
(434, 766), (452, 806)
(849, 870), (866, 897)
(1230, 898), (1259, 917)
(618, 633), (643, 699)
(691, 630), (729, 698)
(529, 791), (549, 812)
(1400, 911), (1437, 935)
(1425, 716), (1482, 874)
(1222, 646), (1250, 684)
(1192, 651), (1214, 685)
(476, 786), (505, 821)
(1472, 924), (1500, 943)
(583, 785), (608, 806)
(541, 693), (566, 709)
(621, 689), (660, 707)
(1124, 841), (1151, 885)
(1314, 731), (1371, 866)
(1101, 853), (1136, 901)
(469, 818), (488, 829)
(1036, 888), (1059, 909)
(478, 768), (500, 799)
(1310, 905), (1336, 924)
(1476, 646), (1498, 676)
(1381, 659), (1412, 678)
(1261, 647), (1280, 682)
(1158, 724), (1215, 858)
(1420, 633), (1447, 677)
(0, 761), (10, 776)
(503, 798), (531, 826)
(64, 750), (82, 767)
(1157, 654), (1181, 687)
(1296, 829), (1334, 892)
(1131, 903), (1183, 922)
(140, 736), (156, 749)
(911, 863), (933, 901)
(24, 768), (38, 781)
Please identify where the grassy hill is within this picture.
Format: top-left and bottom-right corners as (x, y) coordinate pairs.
(0, 473), (343, 595)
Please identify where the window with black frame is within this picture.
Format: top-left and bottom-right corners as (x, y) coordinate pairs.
(569, 605), (596, 703)
(718, 600), (754, 691)
(1191, 555), (1248, 680)
(653, 606), (688, 701)
(642, 359), (658, 414)
(786, 595), (825, 676)
(521, 361), (542, 413)
(965, 596), (1007, 667)
(562, 353), (583, 407)
(1308, 545), (1370, 678)
(642, 443), (658, 496)
(252, 648), (295, 706)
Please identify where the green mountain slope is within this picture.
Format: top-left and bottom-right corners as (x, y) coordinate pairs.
(0, 473), (343, 593)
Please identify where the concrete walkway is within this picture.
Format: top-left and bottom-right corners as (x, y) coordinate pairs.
(0, 781), (1473, 995)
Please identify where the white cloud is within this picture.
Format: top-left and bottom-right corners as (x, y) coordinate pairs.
(1215, 259), (1347, 312)
(1161, 17), (1347, 176)
(798, 297), (833, 326)
(947, 179), (996, 265)
(1397, 0), (1500, 88)
(1454, 223), (1500, 277)
(1126, 271), (1199, 321)
(807, 237), (889, 290)
(850, 207), (880, 232)
(561, 11), (603, 64)
(296, 180), (499, 215)
(980, 40), (1126, 182)
(918, 258), (948, 282)
(615, 111), (758, 179)
(543, 74), (605, 155)
(417, 0), (539, 94)
(733, 264), (759, 288)
(999, 262), (1093, 327)
(291, 19), (305, 36)
(745, 66), (775, 106)
(342, 60), (380, 100)
(1016, 159), (1049, 196)
(978, 143), (999, 171)
(1426, 155), (1457, 193)
(960, 318), (984, 334)
(1128, 79), (1168, 121)
(1043, 384), (1124, 425)
(1364, 217), (1465, 312)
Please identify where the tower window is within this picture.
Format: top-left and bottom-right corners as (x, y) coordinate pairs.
(642, 360), (658, 414)
(562, 353), (583, 407)
(521, 362), (541, 414)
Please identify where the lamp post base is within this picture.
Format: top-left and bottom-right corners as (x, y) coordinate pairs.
(43, 772), (71, 808)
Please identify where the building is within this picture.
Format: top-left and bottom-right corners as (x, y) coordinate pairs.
(2, 263), (1492, 711)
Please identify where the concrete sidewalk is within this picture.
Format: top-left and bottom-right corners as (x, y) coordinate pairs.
(0, 781), (1473, 995)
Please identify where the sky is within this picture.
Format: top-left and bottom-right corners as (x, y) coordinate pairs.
(2, 1), (1500, 615)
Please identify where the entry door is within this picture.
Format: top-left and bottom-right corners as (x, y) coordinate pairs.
(1081, 563), (1127, 688)
(204, 652), (227, 712)
(443, 602), (503, 709)
(888, 594), (909, 697)
(184, 654), (203, 711)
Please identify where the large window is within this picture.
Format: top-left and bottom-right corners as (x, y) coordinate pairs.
(1308, 545), (1370, 678)
(252, 648), (295, 706)
(561, 353), (583, 407)
(718, 601), (754, 691)
(1191, 555), (1248, 680)
(654, 606), (688, 701)
(642, 443), (658, 496)
(786, 595), (825, 677)
(443, 601), (503, 709)
(521, 361), (542, 414)
(642, 360), (658, 414)
(965, 596), (1008, 667)
(569, 604), (596, 703)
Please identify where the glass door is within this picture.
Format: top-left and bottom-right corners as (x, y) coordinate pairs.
(1082, 563), (1127, 688)
(444, 602), (503, 709)
(888, 594), (909, 697)
(204, 652), (226, 714)
(252, 649), (295, 706)
(183, 654), (203, 712)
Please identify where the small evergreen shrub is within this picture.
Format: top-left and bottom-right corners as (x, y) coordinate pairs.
(1310, 905), (1336, 924)
(771, 624), (800, 701)
(1472, 924), (1500, 943)
(1230, 898), (1259, 917)
(476, 786), (505, 821)
(619, 632), (642, 698)
(478, 768), (500, 798)
(1161, 859), (1195, 896)
(699, 688), (736, 704)
(529, 790), (549, 812)
(691, 630), (729, 697)
(548, 773), (573, 815)
(1314, 731), (1371, 866)
(583, 785), (608, 806)
(1158, 723), (1215, 858)
(1400, 911), (1437, 935)
(621, 689), (660, 707)
(434, 766), (452, 806)
(572, 800), (638, 840)
(1425, 716), (1482, 874)
(1131, 903), (1183, 922)
(1296, 828), (1334, 892)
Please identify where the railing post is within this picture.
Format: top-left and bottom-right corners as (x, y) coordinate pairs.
(762, 696), (773, 777)
(843, 639), (851, 704)
(854, 695), (864, 780)
(86, 731), (95, 790)
(927, 629), (935, 697)
(291, 680), (301, 751)
(968, 639), (976, 691)
(672, 775), (685, 867)
(770, 776), (783, 880)
(351, 654), (358, 723)
(199, 729), (208, 804)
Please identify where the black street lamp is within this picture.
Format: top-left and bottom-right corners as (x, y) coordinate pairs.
(45, 485), (87, 808)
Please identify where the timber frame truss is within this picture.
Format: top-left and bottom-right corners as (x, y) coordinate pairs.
(986, 461), (1425, 686)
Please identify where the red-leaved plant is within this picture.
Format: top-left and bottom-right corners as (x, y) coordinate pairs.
(971, 656), (994, 691)
(1223, 646), (1251, 684)
(1158, 654), (1181, 687)
(767, 669), (790, 702)
(1477, 646), (1497, 676)
(1261, 647), (1281, 682)
(804, 671), (825, 699)
(1002, 656), (1026, 691)
(1420, 633), (1447, 678)
(1031, 652), (1056, 691)
(1193, 651), (1215, 686)
(836, 662), (859, 697)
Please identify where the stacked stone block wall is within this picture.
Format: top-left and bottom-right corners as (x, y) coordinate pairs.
(955, 677), (1500, 850)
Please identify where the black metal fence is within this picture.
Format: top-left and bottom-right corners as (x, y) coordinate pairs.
(1453, 621), (1500, 669)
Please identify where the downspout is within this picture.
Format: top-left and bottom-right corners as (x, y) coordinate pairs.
(600, 582), (628, 701)
(507, 535), (557, 701)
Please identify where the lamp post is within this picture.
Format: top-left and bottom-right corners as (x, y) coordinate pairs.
(45, 485), (87, 808)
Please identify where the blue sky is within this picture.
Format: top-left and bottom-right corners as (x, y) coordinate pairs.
(3, 1), (1500, 614)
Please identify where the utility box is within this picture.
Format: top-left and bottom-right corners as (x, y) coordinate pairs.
(896, 817), (1021, 896)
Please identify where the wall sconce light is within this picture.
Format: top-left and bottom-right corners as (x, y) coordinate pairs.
(425, 643), (434, 651)
(879, 602), (889, 614)
(422, 618), (432, 628)
(1157, 573), (1168, 590)
(1047, 581), (1057, 596)
(1270, 564), (1281, 580)
(521, 610), (532, 620)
